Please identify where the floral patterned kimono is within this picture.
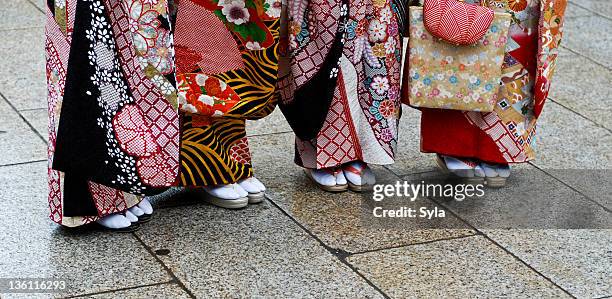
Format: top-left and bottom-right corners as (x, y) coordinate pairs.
(279, 0), (408, 169)
(416, 0), (567, 164)
(173, 0), (280, 186)
(45, 0), (280, 226)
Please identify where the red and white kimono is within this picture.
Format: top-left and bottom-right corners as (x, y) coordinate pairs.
(45, 0), (280, 226)
(279, 0), (408, 169)
(417, 0), (568, 164)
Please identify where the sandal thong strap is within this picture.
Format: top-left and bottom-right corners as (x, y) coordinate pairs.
(439, 154), (478, 169)
(318, 167), (342, 176)
(343, 163), (366, 176)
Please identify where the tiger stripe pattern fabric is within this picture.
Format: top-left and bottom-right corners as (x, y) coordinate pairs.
(174, 0), (281, 187)
(180, 117), (253, 186)
(215, 32), (280, 120)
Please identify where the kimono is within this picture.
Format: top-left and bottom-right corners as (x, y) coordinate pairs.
(416, 0), (568, 164)
(45, 0), (280, 227)
(279, 0), (408, 169)
(174, 0), (280, 187)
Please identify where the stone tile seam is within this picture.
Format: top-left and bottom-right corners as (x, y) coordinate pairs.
(25, 0), (45, 14)
(561, 45), (612, 72)
(547, 98), (612, 134)
(568, 1), (612, 22)
(0, 26), (45, 32)
(477, 231), (578, 298)
(386, 167), (439, 178)
(59, 280), (176, 299)
(131, 232), (197, 299)
(0, 159), (46, 168)
(346, 233), (481, 257)
(19, 107), (47, 112)
(0, 91), (47, 145)
(263, 193), (393, 299)
(528, 161), (612, 214)
(428, 195), (579, 298)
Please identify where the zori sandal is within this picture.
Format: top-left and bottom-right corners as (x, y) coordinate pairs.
(238, 177), (266, 204)
(95, 213), (141, 233)
(435, 154), (485, 185)
(304, 168), (349, 193)
(201, 184), (249, 209)
(342, 161), (376, 192)
(479, 162), (511, 188)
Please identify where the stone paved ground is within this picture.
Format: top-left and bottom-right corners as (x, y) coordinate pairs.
(1, 1), (611, 298)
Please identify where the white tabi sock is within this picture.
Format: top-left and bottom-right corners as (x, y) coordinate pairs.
(137, 197), (153, 215)
(124, 210), (139, 223)
(308, 168), (337, 187)
(204, 184), (242, 200)
(96, 214), (131, 229)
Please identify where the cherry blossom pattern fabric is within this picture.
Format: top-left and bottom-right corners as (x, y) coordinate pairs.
(418, 0), (568, 163)
(280, 0), (408, 169)
(46, 0), (179, 226)
(405, 6), (511, 112)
